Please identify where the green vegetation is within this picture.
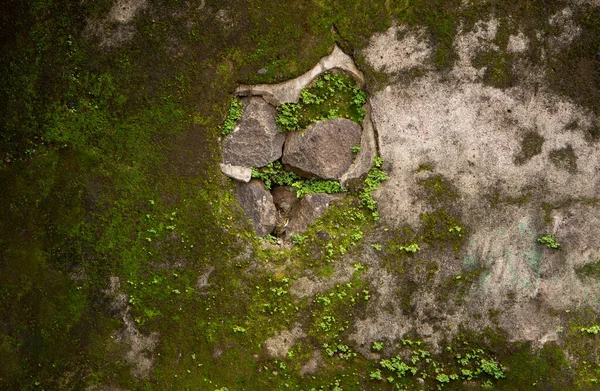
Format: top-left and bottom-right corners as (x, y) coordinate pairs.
(292, 179), (344, 198)
(221, 98), (243, 137)
(398, 243), (420, 254)
(251, 161), (300, 189)
(2, 0), (599, 389)
(537, 235), (561, 249)
(276, 72), (367, 132)
(359, 156), (389, 220)
(372, 341), (384, 352)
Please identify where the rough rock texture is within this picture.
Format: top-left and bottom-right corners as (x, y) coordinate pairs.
(271, 186), (297, 215)
(340, 103), (378, 188)
(264, 324), (306, 358)
(343, 20), (600, 353)
(222, 97), (285, 168)
(220, 163), (252, 182)
(236, 180), (277, 237)
(284, 193), (344, 237)
(282, 118), (362, 180)
(236, 45), (364, 106)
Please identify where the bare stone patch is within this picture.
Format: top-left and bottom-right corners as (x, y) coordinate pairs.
(264, 324), (306, 358)
(363, 25), (432, 74)
(104, 277), (158, 379)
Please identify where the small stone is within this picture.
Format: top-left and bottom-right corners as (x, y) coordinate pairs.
(257, 68), (267, 75)
(282, 118), (362, 180)
(222, 97), (285, 168)
(236, 179), (277, 237)
(220, 163), (252, 182)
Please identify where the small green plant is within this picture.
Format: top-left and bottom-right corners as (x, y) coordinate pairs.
(290, 234), (307, 246)
(359, 156), (389, 220)
(580, 325), (600, 335)
(351, 145), (361, 155)
(251, 161), (300, 189)
(221, 98), (243, 137)
(537, 235), (560, 249)
(369, 369), (383, 380)
(399, 243), (420, 253)
(292, 179), (343, 198)
(275, 72), (367, 132)
(372, 341), (384, 352)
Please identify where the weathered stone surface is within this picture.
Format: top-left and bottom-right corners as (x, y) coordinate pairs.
(282, 118), (362, 180)
(236, 180), (277, 237)
(340, 103), (377, 189)
(220, 163), (252, 182)
(222, 97), (285, 168)
(285, 193), (344, 237)
(271, 186), (297, 215)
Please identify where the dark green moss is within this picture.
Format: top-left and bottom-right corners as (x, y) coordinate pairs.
(576, 260), (600, 280)
(549, 145), (578, 174)
(514, 131), (545, 165)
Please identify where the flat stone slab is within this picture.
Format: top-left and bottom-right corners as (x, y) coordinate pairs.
(220, 163), (252, 182)
(236, 179), (277, 237)
(284, 193), (345, 237)
(282, 118), (362, 180)
(222, 97), (285, 168)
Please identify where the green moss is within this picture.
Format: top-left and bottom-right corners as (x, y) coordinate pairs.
(576, 260), (600, 279)
(549, 145), (578, 174)
(514, 131), (545, 165)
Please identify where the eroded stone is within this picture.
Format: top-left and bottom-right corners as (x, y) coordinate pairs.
(282, 118), (362, 180)
(236, 179), (277, 237)
(222, 97), (285, 168)
(284, 193), (344, 237)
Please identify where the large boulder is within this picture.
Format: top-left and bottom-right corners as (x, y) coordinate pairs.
(222, 97), (285, 168)
(284, 193), (345, 237)
(282, 118), (362, 180)
(236, 180), (277, 237)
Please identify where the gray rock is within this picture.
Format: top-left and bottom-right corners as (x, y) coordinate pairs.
(236, 180), (277, 237)
(285, 193), (344, 237)
(220, 163), (252, 182)
(222, 97), (285, 168)
(271, 186), (298, 215)
(282, 118), (362, 180)
(257, 68), (267, 75)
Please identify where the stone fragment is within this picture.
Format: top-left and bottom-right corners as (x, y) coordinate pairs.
(220, 163), (252, 182)
(285, 193), (344, 237)
(222, 97), (285, 167)
(271, 186), (297, 215)
(282, 118), (362, 180)
(236, 180), (277, 237)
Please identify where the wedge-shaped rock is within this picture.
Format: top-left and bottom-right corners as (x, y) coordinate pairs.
(282, 118), (362, 180)
(222, 97), (285, 168)
(284, 193), (344, 237)
(220, 163), (252, 182)
(236, 180), (277, 237)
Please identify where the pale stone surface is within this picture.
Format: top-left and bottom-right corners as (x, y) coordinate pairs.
(220, 163), (252, 182)
(222, 97), (285, 168)
(282, 118), (362, 180)
(264, 324), (306, 358)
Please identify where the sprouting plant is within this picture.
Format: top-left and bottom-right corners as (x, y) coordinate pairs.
(221, 97), (243, 137)
(232, 326), (247, 333)
(251, 161), (300, 190)
(537, 235), (560, 249)
(351, 145), (361, 155)
(372, 341), (384, 352)
(399, 243), (420, 253)
(292, 179), (343, 198)
(370, 369), (383, 380)
(359, 156), (389, 220)
(275, 103), (300, 132)
(580, 325), (600, 335)
(291, 234), (307, 246)
(371, 243), (382, 251)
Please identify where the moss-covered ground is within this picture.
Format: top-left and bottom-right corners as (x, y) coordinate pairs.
(1, 0), (599, 390)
